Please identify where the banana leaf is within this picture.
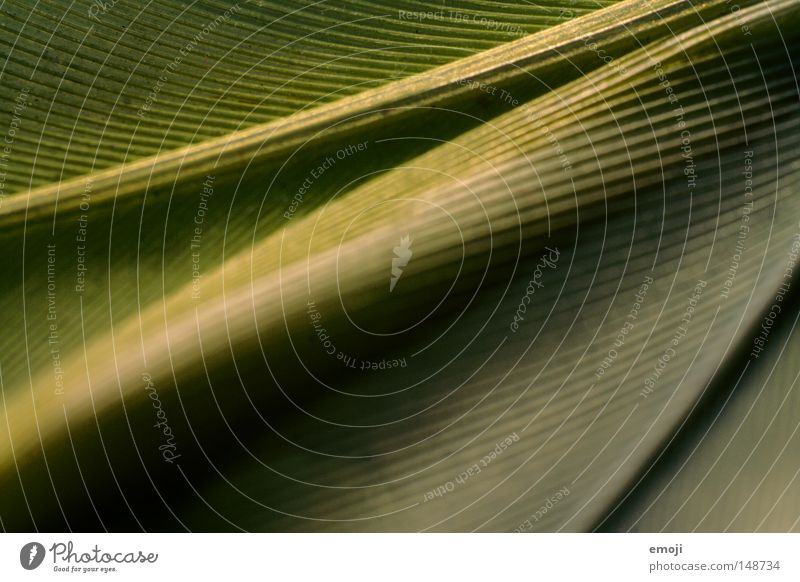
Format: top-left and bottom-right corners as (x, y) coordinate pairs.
(0, 0), (798, 532)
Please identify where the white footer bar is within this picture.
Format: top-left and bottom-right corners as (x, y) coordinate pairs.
(0, 533), (796, 581)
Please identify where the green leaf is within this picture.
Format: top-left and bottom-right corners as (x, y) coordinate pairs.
(0, 0), (798, 532)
